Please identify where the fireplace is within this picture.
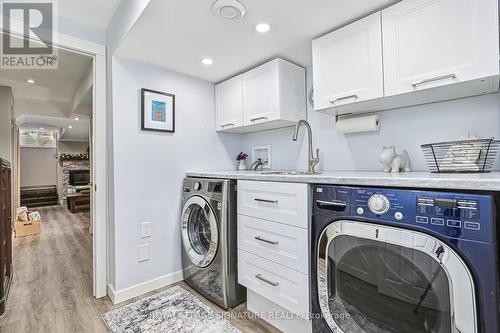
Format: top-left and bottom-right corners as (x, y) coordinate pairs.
(69, 169), (90, 186)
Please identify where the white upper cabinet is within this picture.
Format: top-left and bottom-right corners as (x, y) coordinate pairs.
(242, 61), (280, 125)
(215, 75), (243, 131)
(382, 0), (499, 96)
(312, 0), (499, 115)
(216, 58), (306, 133)
(312, 12), (384, 110)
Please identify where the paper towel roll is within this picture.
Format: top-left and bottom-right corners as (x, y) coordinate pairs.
(335, 114), (379, 133)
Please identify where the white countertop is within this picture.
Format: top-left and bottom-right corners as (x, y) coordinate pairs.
(186, 170), (500, 191)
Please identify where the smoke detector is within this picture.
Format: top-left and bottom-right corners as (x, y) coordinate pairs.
(212, 0), (246, 21)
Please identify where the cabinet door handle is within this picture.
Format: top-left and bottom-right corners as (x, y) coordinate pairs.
(329, 94), (358, 104)
(411, 74), (457, 87)
(250, 116), (268, 122)
(254, 198), (278, 204)
(255, 274), (280, 287)
(220, 123), (234, 128)
(255, 236), (279, 245)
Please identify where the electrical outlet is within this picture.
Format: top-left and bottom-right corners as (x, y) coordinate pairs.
(141, 222), (152, 238)
(138, 244), (150, 262)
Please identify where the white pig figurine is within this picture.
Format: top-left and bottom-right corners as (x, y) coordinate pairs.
(378, 146), (411, 173)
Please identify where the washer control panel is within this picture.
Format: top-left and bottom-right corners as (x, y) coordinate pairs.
(314, 185), (495, 243)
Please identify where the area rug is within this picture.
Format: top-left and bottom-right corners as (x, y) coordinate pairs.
(102, 285), (242, 333)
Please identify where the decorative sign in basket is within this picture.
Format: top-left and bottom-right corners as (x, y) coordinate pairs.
(421, 138), (499, 173)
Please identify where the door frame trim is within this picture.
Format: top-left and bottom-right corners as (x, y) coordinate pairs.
(317, 220), (477, 333)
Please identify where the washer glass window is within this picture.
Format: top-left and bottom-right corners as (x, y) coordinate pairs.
(181, 196), (219, 268)
(317, 221), (477, 333)
(188, 205), (212, 255)
(329, 236), (451, 333)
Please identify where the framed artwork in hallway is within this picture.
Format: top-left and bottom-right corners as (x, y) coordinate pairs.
(141, 88), (175, 133)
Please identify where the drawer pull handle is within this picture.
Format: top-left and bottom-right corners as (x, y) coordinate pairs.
(329, 94), (358, 104)
(220, 123), (235, 128)
(254, 198), (278, 204)
(411, 73), (457, 87)
(255, 274), (279, 287)
(255, 236), (279, 245)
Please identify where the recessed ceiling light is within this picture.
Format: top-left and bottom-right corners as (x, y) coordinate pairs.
(255, 23), (271, 33)
(68, 125), (73, 129)
(27, 79), (35, 84)
(201, 58), (214, 66)
(73, 117), (80, 121)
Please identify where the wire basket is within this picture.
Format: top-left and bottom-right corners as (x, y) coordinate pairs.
(421, 138), (500, 173)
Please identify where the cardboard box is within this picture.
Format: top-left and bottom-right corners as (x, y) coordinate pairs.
(15, 220), (41, 237)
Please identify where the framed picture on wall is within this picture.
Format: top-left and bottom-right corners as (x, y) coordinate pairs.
(141, 88), (175, 133)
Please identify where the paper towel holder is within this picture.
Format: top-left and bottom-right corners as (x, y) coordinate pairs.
(334, 112), (380, 134)
(335, 112), (379, 123)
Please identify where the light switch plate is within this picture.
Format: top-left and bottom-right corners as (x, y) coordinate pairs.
(138, 244), (150, 262)
(141, 222), (152, 238)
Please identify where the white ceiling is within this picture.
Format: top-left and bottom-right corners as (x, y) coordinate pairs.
(0, 47), (92, 142)
(18, 115), (90, 142)
(0, 48), (92, 103)
(58, 0), (123, 30)
(116, 0), (398, 82)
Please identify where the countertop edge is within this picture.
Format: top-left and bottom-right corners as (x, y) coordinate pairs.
(186, 171), (500, 191)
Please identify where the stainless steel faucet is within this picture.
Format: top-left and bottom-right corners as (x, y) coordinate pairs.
(249, 159), (268, 171)
(292, 120), (320, 174)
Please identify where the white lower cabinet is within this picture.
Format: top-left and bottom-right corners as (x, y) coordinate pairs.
(237, 180), (311, 333)
(238, 250), (309, 319)
(238, 215), (309, 273)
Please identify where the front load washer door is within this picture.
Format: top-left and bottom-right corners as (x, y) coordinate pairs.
(181, 196), (219, 268)
(317, 220), (477, 333)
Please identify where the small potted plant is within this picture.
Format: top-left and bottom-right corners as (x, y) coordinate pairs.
(236, 152), (248, 170)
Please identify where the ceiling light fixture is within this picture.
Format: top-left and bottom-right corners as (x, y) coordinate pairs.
(212, 0), (246, 21)
(255, 23), (271, 33)
(73, 117), (80, 121)
(68, 125), (73, 129)
(201, 58), (214, 66)
(27, 79), (35, 84)
(39, 127), (45, 130)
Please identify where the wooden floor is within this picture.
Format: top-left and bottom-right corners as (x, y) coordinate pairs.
(0, 205), (280, 333)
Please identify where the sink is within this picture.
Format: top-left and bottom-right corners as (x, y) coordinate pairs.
(260, 171), (321, 175)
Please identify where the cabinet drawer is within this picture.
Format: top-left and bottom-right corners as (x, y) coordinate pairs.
(238, 250), (310, 318)
(237, 180), (308, 228)
(238, 215), (309, 274)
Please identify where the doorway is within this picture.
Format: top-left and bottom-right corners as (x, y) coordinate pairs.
(3, 46), (95, 292)
(0, 31), (107, 299)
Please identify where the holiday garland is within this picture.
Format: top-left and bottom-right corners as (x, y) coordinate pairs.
(57, 153), (89, 161)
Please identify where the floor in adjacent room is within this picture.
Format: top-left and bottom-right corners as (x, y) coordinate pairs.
(0, 205), (279, 333)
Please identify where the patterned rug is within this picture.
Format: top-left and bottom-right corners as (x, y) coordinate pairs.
(102, 286), (242, 333)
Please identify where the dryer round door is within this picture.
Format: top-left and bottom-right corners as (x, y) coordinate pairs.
(317, 220), (477, 333)
(181, 196), (219, 268)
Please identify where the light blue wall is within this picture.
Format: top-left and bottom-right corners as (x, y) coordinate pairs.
(241, 68), (500, 172)
(110, 56), (240, 292)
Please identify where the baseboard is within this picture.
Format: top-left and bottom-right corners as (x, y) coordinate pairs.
(107, 270), (183, 305)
